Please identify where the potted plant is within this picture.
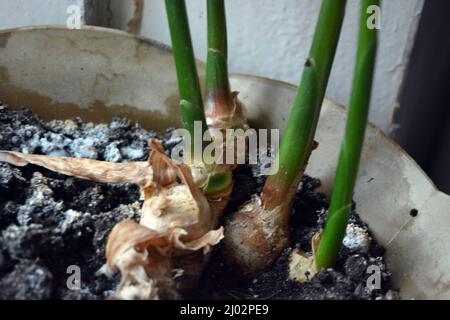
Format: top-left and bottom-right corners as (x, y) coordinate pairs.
(0, 0), (449, 300)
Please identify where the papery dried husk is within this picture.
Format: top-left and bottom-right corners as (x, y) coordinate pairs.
(140, 148), (215, 242)
(288, 250), (316, 283)
(205, 92), (249, 176)
(160, 150), (233, 222)
(171, 227), (224, 253)
(223, 195), (291, 278)
(140, 183), (212, 241)
(102, 221), (223, 299)
(147, 140), (177, 187)
(288, 232), (322, 283)
(0, 150), (154, 186)
(101, 220), (178, 300)
(134, 142), (224, 296)
(205, 92), (248, 131)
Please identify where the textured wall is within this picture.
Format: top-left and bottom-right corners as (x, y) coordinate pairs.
(110, 0), (423, 133)
(0, 0), (86, 27)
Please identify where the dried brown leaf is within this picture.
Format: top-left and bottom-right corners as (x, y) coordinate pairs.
(205, 91), (248, 131)
(140, 147), (214, 242)
(172, 227), (224, 253)
(148, 140), (177, 187)
(105, 220), (170, 272)
(103, 220), (178, 300)
(0, 150), (153, 186)
(287, 232), (322, 284)
(288, 249), (317, 283)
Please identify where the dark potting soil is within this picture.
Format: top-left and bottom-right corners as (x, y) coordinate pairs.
(0, 105), (397, 300)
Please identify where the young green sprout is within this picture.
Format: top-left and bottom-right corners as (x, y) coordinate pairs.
(205, 0), (247, 132)
(166, 0), (244, 221)
(315, 0), (380, 270)
(223, 0), (347, 278)
(165, 0), (208, 159)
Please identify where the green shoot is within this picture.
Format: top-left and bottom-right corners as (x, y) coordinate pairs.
(202, 0), (245, 198)
(205, 0), (234, 120)
(165, 0), (232, 208)
(315, 0), (379, 269)
(165, 0), (208, 156)
(261, 0), (347, 210)
(223, 0), (347, 278)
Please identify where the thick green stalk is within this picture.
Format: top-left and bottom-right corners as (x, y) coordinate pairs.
(202, 0), (234, 194)
(165, 0), (208, 151)
(166, 0), (231, 194)
(316, 0), (379, 269)
(262, 0), (347, 210)
(207, 0), (227, 57)
(205, 0), (233, 118)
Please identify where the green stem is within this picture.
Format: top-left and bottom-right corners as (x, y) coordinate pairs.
(166, 0), (231, 194)
(316, 0), (379, 269)
(205, 0), (233, 118)
(262, 0), (347, 210)
(202, 0), (234, 194)
(207, 0), (227, 56)
(165, 0), (208, 153)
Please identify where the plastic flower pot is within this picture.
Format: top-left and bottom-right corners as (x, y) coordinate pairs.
(1, 26), (449, 299)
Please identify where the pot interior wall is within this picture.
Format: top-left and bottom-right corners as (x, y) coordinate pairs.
(1, 26), (449, 299)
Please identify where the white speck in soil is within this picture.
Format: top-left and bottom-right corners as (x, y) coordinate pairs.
(343, 223), (371, 253)
(104, 141), (122, 162)
(120, 145), (144, 161)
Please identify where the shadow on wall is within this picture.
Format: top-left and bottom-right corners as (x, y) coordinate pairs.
(393, 0), (450, 195)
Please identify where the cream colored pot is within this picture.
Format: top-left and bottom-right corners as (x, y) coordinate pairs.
(1, 26), (449, 299)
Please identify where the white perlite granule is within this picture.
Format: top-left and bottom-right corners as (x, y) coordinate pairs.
(343, 223), (371, 252)
(60, 209), (83, 233)
(104, 141), (122, 162)
(120, 146), (144, 160)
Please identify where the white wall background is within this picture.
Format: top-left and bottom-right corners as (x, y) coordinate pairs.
(0, 0), (86, 27)
(0, 0), (423, 133)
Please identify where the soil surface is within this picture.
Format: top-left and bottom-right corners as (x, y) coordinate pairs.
(0, 105), (397, 300)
